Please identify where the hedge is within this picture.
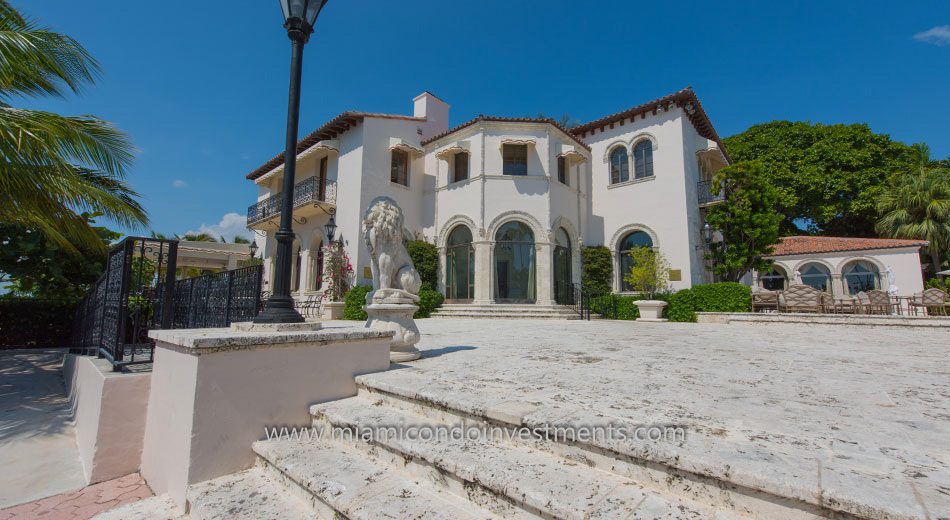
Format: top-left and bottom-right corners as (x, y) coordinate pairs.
(0, 298), (77, 349)
(581, 246), (612, 294)
(407, 240), (438, 290)
(342, 285), (444, 320)
(589, 283), (751, 322)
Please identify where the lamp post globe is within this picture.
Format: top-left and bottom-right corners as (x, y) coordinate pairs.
(253, 0), (329, 324)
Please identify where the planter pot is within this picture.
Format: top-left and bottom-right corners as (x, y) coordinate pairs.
(321, 301), (345, 320)
(634, 300), (668, 322)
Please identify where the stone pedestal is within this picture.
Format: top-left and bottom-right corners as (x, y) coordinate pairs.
(321, 301), (345, 320)
(365, 303), (421, 362)
(635, 300), (669, 322)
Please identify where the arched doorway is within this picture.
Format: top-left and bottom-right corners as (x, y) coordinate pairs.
(760, 266), (788, 291)
(618, 230), (653, 291)
(553, 228), (572, 304)
(494, 222), (535, 303)
(445, 225), (474, 302)
(799, 263), (831, 292)
(842, 260), (880, 295)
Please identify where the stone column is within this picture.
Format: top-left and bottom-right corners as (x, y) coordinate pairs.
(226, 254), (238, 271)
(535, 242), (555, 306)
(298, 249), (312, 292)
(473, 240), (493, 304)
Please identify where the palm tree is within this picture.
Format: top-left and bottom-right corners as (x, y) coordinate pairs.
(177, 233), (218, 242)
(0, 1), (147, 254)
(876, 144), (950, 274)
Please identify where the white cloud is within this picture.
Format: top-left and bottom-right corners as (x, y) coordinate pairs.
(172, 179), (187, 189)
(914, 25), (950, 46)
(186, 212), (253, 242)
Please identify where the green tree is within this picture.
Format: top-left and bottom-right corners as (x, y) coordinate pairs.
(723, 121), (917, 236)
(876, 144), (950, 274)
(704, 162), (784, 282)
(407, 240), (438, 290)
(581, 245), (612, 294)
(623, 246), (670, 298)
(0, 1), (147, 253)
(0, 214), (120, 299)
(178, 233), (217, 242)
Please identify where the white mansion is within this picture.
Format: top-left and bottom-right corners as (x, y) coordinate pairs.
(246, 87), (729, 306)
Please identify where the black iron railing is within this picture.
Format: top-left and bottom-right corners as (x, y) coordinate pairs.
(557, 282), (599, 320)
(697, 179), (724, 204)
(172, 265), (263, 329)
(247, 176), (337, 225)
(72, 237), (178, 368)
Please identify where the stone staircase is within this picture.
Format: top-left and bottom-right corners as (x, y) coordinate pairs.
(103, 376), (866, 520)
(430, 303), (587, 320)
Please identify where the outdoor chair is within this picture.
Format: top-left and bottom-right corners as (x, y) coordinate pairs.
(751, 289), (779, 313)
(857, 290), (898, 315)
(777, 284), (826, 313)
(908, 288), (949, 316)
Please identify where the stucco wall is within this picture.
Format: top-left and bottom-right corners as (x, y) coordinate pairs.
(759, 247), (925, 296)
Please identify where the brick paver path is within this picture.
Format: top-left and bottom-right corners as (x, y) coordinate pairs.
(0, 473), (152, 520)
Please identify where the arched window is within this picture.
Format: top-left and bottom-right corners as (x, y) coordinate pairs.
(618, 230), (653, 291)
(291, 240), (302, 292)
(445, 225), (474, 302)
(553, 228), (572, 304)
(311, 240), (324, 291)
(843, 260), (879, 295)
(633, 140), (654, 179)
(760, 266), (787, 291)
(609, 146), (629, 184)
(494, 222), (535, 302)
(799, 263), (831, 292)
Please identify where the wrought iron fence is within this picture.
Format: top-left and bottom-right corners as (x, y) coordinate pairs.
(556, 282), (596, 320)
(247, 176), (337, 225)
(172, 265), (263, 329)
(697, 179), (725, 205)
(72, 237), (178, 368)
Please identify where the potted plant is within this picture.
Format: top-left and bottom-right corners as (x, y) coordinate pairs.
(623, 246), (670, 321)
(320, 241), (353, 320)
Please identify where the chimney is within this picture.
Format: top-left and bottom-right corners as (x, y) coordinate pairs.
(413, 91), (450, 141)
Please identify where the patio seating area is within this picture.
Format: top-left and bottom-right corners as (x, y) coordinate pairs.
(754, 285), (949, 316)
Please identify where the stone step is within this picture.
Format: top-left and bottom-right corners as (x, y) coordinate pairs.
(252, 437), (501, 520)
(349, 382), (843, 520)
(431, 305), (585, 320)
(311, 395), (751, 520)
(186, 468), (319, 520)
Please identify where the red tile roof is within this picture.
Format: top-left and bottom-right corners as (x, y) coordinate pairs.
(246, 112), (424, 180)
(570, 87), (729, 162)
(420, 115), (592, 151)
(767, 236), (928, 257)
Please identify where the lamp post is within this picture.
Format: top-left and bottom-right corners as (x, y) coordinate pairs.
(256, 0), (329, 323)
(324, 216), (337, 244)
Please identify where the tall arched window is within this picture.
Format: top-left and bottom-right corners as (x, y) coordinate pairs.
(445, 225), (474, 302)
(494, 222), (535, 302)
(799, 263), (831, 292)
(843, 261), (879, 295)
(553, 228), (572, 304)
(633, 140), (654, 179)
(311, 240), (324, 291)
(760, 266), (787, 291)
(609, 146), (629, 184)
(618, 230), (653, 291)
(291, 240), (302, 292)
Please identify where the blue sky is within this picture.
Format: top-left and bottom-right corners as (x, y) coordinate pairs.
(20, 1), (950, 240)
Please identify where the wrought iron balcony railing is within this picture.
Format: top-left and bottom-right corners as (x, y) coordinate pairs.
(697, 179), (724, 205)
(247, 176), (337, 225)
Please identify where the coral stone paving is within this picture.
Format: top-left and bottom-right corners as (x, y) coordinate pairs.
(343, 318), (950, 519)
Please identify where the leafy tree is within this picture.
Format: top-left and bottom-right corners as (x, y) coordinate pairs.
(704, 161), (784, 282)
(407, 240), (438, 290)
(0, 213), (120, 299)
(534, 112), (581, 130)
(876, 144), (950, 274)
(623, 246), (670, 298)
(723, 121), (917, 236)
(178, 233), (217, 242)
(0, 1), (147, 254)
(581, 245), (612, 294)
(231, 236), (251, 244)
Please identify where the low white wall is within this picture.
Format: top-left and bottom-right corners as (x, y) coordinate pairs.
(63, 355), (150, 485)
(139, 326), (392, 509)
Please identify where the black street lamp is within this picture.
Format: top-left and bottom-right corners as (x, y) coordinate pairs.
(255, 0), (329, 324)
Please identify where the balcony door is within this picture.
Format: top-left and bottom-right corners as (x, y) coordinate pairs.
(494, 222), (535, 303)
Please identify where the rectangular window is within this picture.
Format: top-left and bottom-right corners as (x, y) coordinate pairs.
(557, 156), (568, 185)
(318, 156), (328, 199)
(390, 149), (409, 186)
(502, 144), (528, 176)
(453, 151), (469, 183)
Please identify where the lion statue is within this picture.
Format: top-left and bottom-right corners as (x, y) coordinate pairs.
(362, 197), (421, 304)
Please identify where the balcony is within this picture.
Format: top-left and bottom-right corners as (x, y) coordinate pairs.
(247, 176), (337, 227)
(697, 179), (724, 205)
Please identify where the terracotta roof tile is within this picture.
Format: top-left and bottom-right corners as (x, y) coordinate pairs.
(420, 115), (592, 151)
(767, 236), (928, 256)
(246, 111), (424, 180)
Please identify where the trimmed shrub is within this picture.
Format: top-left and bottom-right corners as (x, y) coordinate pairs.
(581, 246), (612, 294)
(0, 298), (77, 349)
(342, 285), (372, 320)
(414, 288), (444, 318)
(690, 282), (751, 312)
(407, 240), (438, 290)
(666, 289), (697, 322)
